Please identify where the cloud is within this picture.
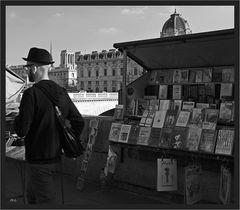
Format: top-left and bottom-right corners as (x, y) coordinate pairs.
(98, 27), (118, 34)
(53, 12), (64, 17)
(121, 6), (148, 15)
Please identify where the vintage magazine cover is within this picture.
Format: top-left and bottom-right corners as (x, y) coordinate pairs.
(215, 129), (234, 155)
(182, 101), (195, 111)
(135, 98), (148, 116)
(157, 158), (178, 191)
(173, 69), (181, 83)
(145, 110), (156, 127)
(159, 85), (168, 99)
(172, 85), (182, 99)
(188, 70), (196, 83)
(113, 104), (124, 120)
(219, 101), (234, 122)
(222, 67), (234, 82)
(159, 100), (171, 110)
(188, 108), (204, 128)
(195, 70), (203, 83)
(149, 127), (162, 147)
(118, 124), (132, 143)
(108, 123), (122, 142)
(163, 110), (179, 128)
(219, 165), (231, 204)
(186, 127), (202, 151)
(152, 110), (167, 128)
(180, 69), (189, 83)
(159, 127), (173, 148)
(173, 100), (182, 111)
(128, 124), (140, 145)
(202, 109), (219, 130)
(220, 83), (233, 98)
(202, 68), (212, 82)
(137, 127), (151, 145)
(185, 164), (202, 205)
(171, 127), (188, 149)
(175, 110), (191, 127)
(198, 129), (217, 153)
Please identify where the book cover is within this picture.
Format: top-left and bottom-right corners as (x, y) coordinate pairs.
(189, 70), (196, 83)
(135, 98), (148, 116)
(113, 104), (124, 120)
(212, 68), (222, 82)
(202, 109), (219, 130)
(152, 110), (167, 128)
(196, 103), (210, 109)
(149, 127), (162, 147)
(172, 100), (182, 111)
(164, 70), (173, 84)
(175, 111), (191, 127)
(220, 83), (233, 98)
(188, 108), (204, 128)
(159, 100), (171, 110)
(159, 85), (168, 99)
(148, 99), (160, 111)
(199, 129), (217, 153)
(159, 127), (173, 148)
(202, 68), (212, 82)
(195, 70), (203, 83)
(137, 127), (151, 145)
(186, 127), (202, 151)
(172, 85), (182, 99)
(219, 101), (234, 123)
(185, 164), (202, 205)
(128, 125), (140, 145)
(171, 127), (188, 149)
(118, 124), (132, 143)
(180, 69), (189, 83)
(125, 99), (136, 116)
(163, 110), (179, 128)
(215, 129), (234, 155)
(139, 110), (149, 126)
(145, 110), (156, 127)
(108, 123), (122, 142)
(148, 70), (158, 84)
(156, 70), (173, 84)
(219, 165), (231, 204)
(205, 83), (215, 96)
(157, 158), (178, 191)
(182, 101), (195, 111)
(173, 69), (181, 83)
(222, 67), (234, 83)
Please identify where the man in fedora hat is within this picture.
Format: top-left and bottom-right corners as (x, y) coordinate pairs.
(14, 47), (85, 205)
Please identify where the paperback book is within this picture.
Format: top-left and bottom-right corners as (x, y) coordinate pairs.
(196, 103), (209, 109)
(137, 127), (151, 145)
(157, 158), (178, 191)
(198, 129), (217, 153)
(152, 110), (167, 128)
(202, 68), (212, 82)
(182, 101), (195, 111)
(220, 83), (233, 99)
(195, 70), (203, 83)
(202, 109), (219, 130)
(159, 100), (171, 110)
(172, 85), (182, 99)
(222, 67), (234, 83)
(171, 127), (188, 149)
(173, 69), (181, 83)
(172, 100), (182, 111)
(108, 123), (122, 142)
(118, 124), (132, 143)
(185, 164), (202, 205)
(149, 127), (162, 147)
(145, 110), (155, 127)
(180, 69), (189, 83)
(188, 70), (196, 83)
(215, 129), (234, 155)
(159, 127), (173, 148)
(175, 111), (191, 127)
(163, 110), (179, 128)
(219, 101), (234, 123)
(188, 108), (204, 128)
(128, 125), (140, 145)
(186, 127), (202, 151)
(113, 104), (124, 120)
(159, 85), (168, 99)
(135, 98), (148, 116)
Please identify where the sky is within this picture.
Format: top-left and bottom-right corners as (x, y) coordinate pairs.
(6, 5), (235, 66)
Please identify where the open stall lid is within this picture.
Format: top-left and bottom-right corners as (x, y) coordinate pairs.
(113, 29), (235, 71)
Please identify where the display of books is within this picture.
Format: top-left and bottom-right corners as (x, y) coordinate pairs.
(188, 108), (204, 128)
(222, 67), (234, 83)
(219, 165), (231, 204)
(219, 101), (234, 123)
(180, 69), (189, 83)
(172, 85), (182, 99)
(171, 127), (188, 149)
(159, 127), (173, 148)
(159, 85), (168, 99)
(186, 127), (202, 151)
(118, 124), (132, 143)
(182, 101), (195, 111)
(113, 104), (124, 120)
(175, 111), (191, 127)
(157, 158), (178, 191)
(137, 127), (151, 146)
(108, 123), (122, 142)
(198, 129), (217, 153)
(215, 129), (234, 155)
(185, 164), (202, 205)
(149, 127), (162, 147)
(128, 125), (140, 145)
(202, 68), (212, 82)
(163, 110), (179, 128)
(152, 110), (167, 128)
(202, 109), (219, 130)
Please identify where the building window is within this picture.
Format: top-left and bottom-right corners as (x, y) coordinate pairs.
(81, 81), (84, 87)
(104, 87), (107, 92)
(112, 80), (116, 86)
(96, 87), (99, 92)
(134, 68), (138, 75)
(72, 80), (74, 85)
(80, 70), (84, 77)
(88, 81), (91, 85)
(96, 69), (99, 77)
(88, 71), (91, 77)
(104, 62), (107, 65)
(112, 69), (115, 76)
(112, 87), (116, 92)
(120, 68), (123, 76)
(72, 73), (74, 77)
(104, 81), (107, 85)
(96, 81), (99, 86)
(104, 69), (107, 76)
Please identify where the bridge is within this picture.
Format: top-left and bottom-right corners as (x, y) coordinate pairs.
(68, 92), (118, 116)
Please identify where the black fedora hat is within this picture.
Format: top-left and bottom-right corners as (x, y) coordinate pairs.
(22, 47), (54, 65)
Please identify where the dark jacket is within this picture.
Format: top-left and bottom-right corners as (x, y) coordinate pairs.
(14, 80), (85, 164)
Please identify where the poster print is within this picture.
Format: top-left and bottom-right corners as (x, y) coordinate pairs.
(157, 158), (177, 191)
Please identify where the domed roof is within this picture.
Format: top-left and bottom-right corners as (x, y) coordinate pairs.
(161, 9), (192, 37)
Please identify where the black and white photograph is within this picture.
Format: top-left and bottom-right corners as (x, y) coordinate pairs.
(2, 1), (239, 209)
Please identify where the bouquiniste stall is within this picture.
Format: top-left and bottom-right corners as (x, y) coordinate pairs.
(108, 28), (238, 206)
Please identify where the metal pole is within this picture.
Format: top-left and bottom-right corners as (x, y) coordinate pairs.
(122, 49), (127, 116)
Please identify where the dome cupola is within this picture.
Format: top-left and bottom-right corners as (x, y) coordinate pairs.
(160, 9), (192, 38)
